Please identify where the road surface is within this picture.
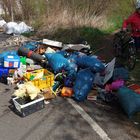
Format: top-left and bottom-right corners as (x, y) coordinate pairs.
(0, 33), (140, 140)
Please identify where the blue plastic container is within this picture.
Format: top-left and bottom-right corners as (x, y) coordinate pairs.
(0, 52), (7, 67)
(4, 54), (20, 68)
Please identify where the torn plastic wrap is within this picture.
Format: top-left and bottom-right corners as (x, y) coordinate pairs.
(73, 69), (95, 101)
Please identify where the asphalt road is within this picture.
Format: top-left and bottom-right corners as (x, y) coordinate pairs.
(0, 33), (140, 140)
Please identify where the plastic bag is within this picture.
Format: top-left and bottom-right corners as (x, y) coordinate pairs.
(76, 55), (105, 73)
(105, 79), (124, 92)
(4, 22), (33, 35)
(0, 19), (6, 27)
(45, 53), (69, 73)
(22, 41), (39, 51)
(65, 62), (77, 77)
(118, 86), (140, 117)
(14, 87), (26, 98)
(13, 82), (40, 100)
(113, 67), (129, 81)
(25, 82), (40, 100)
(3, 22), (18, 34)
(73, 69), (95, 101)
(18, 22), (33, 34)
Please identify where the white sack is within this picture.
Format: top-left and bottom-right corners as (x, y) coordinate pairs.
(4, 21), (33, 35)
(0, 19), (6, 27)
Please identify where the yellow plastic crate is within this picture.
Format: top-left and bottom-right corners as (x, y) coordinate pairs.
(24, 69), (54, 90)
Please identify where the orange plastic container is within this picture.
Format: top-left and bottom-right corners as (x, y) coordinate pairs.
(61, 87), (74, 97)
(24, 69), (54, 90)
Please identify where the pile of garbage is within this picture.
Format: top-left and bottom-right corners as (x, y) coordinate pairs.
(0, 35), (140, 118)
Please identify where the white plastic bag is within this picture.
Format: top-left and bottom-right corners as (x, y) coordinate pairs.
(0, 19), (6, 27)
(17, 22), (33, 34)
(4, 21), (33, 35)
(4, 22), (18, 34)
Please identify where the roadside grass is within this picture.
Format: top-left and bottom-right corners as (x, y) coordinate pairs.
(21, 31), (37, 38)
(13, 0), (135, 51)
(35, 26), (108, 52)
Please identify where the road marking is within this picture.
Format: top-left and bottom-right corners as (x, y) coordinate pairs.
(67, 98), (111, 140)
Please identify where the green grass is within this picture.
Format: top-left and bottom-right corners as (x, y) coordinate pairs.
(21, 31), (37, 37)
(105, 16), (123, 33)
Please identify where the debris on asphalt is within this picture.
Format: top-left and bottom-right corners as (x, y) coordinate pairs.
(0, 32), (140, 118)
(0, 35), (30, 48)
(87, 90), (98, 101)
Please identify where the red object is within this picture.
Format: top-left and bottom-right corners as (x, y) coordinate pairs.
(122, 11), (140, 37)
(128, 84), (140, 94)
(9, 62), (13, 67)
(27, 51), (33, 58)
